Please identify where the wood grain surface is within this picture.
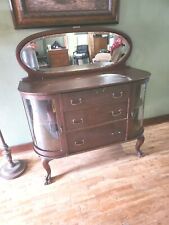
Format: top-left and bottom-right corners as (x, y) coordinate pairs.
(0, 122), (169, 225)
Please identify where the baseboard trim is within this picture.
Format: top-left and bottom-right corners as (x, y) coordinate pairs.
(0, 142), (33, 156)
(1, 114), (169, 155)
(144, 114), (169, 126)
(11, 142), (33, 154)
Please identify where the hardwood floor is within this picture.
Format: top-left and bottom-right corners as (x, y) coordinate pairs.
(0, 122), (169, 225)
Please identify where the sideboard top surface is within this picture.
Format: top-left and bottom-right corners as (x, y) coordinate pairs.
(18, 66), (150, 95)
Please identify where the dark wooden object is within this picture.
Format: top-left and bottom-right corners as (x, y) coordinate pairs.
(9, 0), (119, 29)
(48, 49), (69, 67)
(0, 130), (26, 179)
(19, 70), (150, 185)
(16, 27), (150, 185)
(88, 33), (109, 58)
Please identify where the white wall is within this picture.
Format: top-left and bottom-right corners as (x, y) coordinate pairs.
(0, 1), (43, 146)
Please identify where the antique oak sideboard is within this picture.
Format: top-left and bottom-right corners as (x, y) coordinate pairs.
(16, 26), (150, 184)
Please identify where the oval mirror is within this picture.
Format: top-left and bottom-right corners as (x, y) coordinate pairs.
(17, 28), (132, 76)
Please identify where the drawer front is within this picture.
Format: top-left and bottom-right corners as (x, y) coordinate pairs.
(67, 120), (127, 153)
(64, 102), (128, 130)
(62, 84), (129, 111)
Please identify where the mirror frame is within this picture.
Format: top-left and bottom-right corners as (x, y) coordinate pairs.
(16, 26), (132, 79)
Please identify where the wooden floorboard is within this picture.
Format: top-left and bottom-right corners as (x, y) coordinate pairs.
(0, 122), (169, 225)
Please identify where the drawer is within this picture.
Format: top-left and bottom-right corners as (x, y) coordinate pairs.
(67, 120), (127, 153)
(61, 84), (129, 111)
(64, 102), (128, 130)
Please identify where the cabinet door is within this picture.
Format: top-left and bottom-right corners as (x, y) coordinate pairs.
(128, 81), (148, 139)
(22, 95), (65, 157)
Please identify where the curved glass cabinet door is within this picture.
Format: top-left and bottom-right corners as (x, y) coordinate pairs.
(22, 96), (62, 152)
(135, 82), (147, 128)
(128, 81), (148, 139)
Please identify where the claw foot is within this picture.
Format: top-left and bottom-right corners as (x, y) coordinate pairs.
(135, 134), (145, 157)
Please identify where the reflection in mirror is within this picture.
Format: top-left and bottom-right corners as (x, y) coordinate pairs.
(20, 32), (130, 71)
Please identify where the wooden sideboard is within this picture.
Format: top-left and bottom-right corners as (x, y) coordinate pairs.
(16, 27), (150, 185)
(19, 67), (150, 184)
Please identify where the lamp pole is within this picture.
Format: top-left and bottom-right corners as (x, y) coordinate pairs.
(0, 129), (26, 179)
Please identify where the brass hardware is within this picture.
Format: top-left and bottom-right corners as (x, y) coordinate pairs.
(59, 126), (63, 133)
(111, 131), (121, 135)
(111, 109), (122, 117)
(112, 91), (123, 98)
(72, 118), (83, 124)
(131, 112), (134, 118)
(70, 98), (82, 105)
(51, 99), (56, 112)
(102, 88), (106, 93)
(95, 88), (105, 94)
(74, 139), (85, 146)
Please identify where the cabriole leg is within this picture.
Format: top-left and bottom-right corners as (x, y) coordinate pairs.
(41, 157), (52, 185)
(135, 133), (145, 157)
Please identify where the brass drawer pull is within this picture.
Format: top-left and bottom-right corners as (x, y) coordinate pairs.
(112, 91), (123, 99)
(59, 126), (63, 134)
(74, 139), (85, 146)
(72, 118), (83, 124)
(95, 88), (105, 94)
(111, 131), (121, 135)
(70, 98), (82, 105)
(111, 109), (122, 117)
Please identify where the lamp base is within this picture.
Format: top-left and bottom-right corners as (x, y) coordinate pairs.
(0, 160), (26, 179)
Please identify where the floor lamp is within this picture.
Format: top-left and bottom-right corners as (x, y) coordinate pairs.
(0, 129), (26, 179)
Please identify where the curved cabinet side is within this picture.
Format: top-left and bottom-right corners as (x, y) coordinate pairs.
(21, 94), (66, 158)
(127, 80), (148, 155)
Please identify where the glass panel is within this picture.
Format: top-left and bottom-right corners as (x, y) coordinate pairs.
(132, 83), (147, 132)
(23, 97), (61, 151)
(20, 32), (130, 72)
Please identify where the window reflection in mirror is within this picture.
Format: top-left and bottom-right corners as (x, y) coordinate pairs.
(20, 32), (130, 71)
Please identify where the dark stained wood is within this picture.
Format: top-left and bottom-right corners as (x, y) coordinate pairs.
(67, 120), (127, 153)
(41, 157), (52, 185)
(64, 102), (128, 131)
(135, 133), (145, 157)
(18, 68), (150, 95)
(19, 75), (150, 185)
(88, 33), (109, 58)
(4, 114), (169, 157)
(16, 27), (150, 184)
(6, 114), (169, 157)
(48, 49), (70, 67)
(9, 0), (119, 29)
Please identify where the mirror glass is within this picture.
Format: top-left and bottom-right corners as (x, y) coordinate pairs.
(20, 32), (130, 72)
